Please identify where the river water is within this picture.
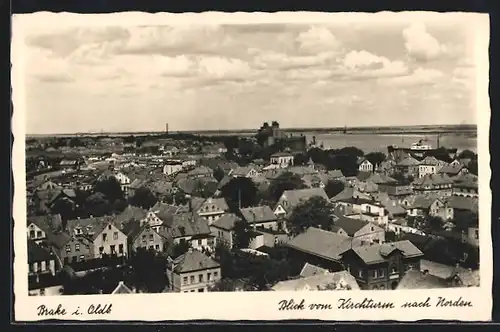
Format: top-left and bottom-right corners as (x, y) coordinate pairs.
(304, 133), (477, 154)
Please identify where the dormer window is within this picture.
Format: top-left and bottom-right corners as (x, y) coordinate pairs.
(75, 227), (82, 235)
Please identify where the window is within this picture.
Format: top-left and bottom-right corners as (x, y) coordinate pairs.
(198, 288), (204, 292)
(199, 274), (204, 283)
(190, 290), (195, 292)
(119, 244), (124, 254)
(190, 276), (195, 284)
(358, 270), (363, 278)
(372, 270), (378, 278)
(183, 276), (188, 285)
(102, 233), (108, 242)
(371, 227), (374, 232)
(113, 232), (118, 240)
(79, 255), (85, 260)
(379, 269), (385, 277)
(475, 230), (479, 239)
(110, 245), (116, 254)
(149, 234), (154, 242)
(207, 273), (211, 281)
(108, 225), (112, 230)
(63, 257), (69, 264)
(39, 288), (45, 296)
(214, 271), (218, 278)
(198, 239), (202, 246)
(99, 246), (104, 253)
(149, 245), (154, 250)
(29, 230), (35, 239)
(142, 235), (147, 243)
(75, 243), (80, 252)
(65, 245), (71, 253)
(37, 231), (43, 238)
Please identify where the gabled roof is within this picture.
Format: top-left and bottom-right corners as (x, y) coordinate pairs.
(286, 227), (352, 261)
(348, 240), (423, 265)
(286, 166), (318, 176)
(299, 263), (330, 278)
(28, 240), (53, 263)
(330, 187), (355, 202)
(445, 196), (479, 213)
(66, 215), (121, 241)
(211, 213), (240, 231)
(420, 259), (480, 286)
(438, 164), (465, 175)
(171, 249), (220, 273)
(334, 216), (371, 236)
(164, 212), (211, 238)
(28, 214), (63, 232)
(420, 156), (441, 166)
(240, 205), (277, 224)
(396, 270), (449, 289)
(397, 156), (420, 167)
(270, 152), (294, 157)
(197, 197), (229, 212)
(280, 188), (329, 208)
(365, 173), (398, 185)
(231, 166), (258, 177)
(272, 271), (360, 291)
(327, 169), (344, 178)
(413, 173), (454, 186)
(112, 281), (134, 294)
(187, 166), (213, 177)
(119, 205), (148, 223)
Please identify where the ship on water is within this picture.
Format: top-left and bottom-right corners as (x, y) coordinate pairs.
(389, 134), (457, 156)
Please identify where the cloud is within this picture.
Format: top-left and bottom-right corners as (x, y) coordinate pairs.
(34, 74), (75, 83)
(251, 49), (336, 70)
(402, 23), (448, 61)
(296, 26), (343, 54)
(382, 67), (445, 86)
(340, 50), (408, 78)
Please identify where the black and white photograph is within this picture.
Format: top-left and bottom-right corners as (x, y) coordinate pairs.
(12, 11), (491, 321)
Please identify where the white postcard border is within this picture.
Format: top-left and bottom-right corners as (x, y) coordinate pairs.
(11, 11), (492, 322)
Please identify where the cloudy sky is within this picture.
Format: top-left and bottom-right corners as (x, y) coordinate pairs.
(18, 14), (479, 134)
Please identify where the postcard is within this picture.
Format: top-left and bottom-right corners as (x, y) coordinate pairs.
(12, 11), (491, 322)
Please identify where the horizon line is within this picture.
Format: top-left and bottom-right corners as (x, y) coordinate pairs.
(26, 123), (478, 137)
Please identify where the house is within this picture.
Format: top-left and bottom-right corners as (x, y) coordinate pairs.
(163, 212), (216, 252)
(287, 166), (318, 177)
(193, 197), (229, 224)
(163, 160), (184, 176)
(394, 156), (420, 178)
(270, 152), (295, 168)
(274, 188), (329, 217)
(28, 240), (57, 277)
(35, 180), (61, 192)
(163, 146), (180, 157)
(240, 205), (283, 232)
(66, 216), (128, 259)
(230, 166), (260, 178)
(27, 214), (63, 244)
(301, 173), (329, 189)
(271, 271), (360, 291)
(467, 224), (479, 247)
(420, 260), (480, 287)
(59, 159), (82, 171)
(285, 227), (352, 272)
(327, 169), (345, 181)
(357, 158), (373, 172)
(445, 195), (479, 215)
(111, 281), (135, 294)
(418, 156), (441, 178)
(299, 262), (330, 278)
(438, 164), (468, 177)
(148, 179), (176, 198)
(28, 273), (64, 296)
(396, 269), (450, 290)
(114, 171), (131, 196)
(187, 166), (213, 179)
(403, 195), (435, 217)
(210, 213), (241, 249)
(429, 197), (454, 221)
(166, 248), (221, 293)
(335, 197), (389, 227)
(452, 173), (479, 198)
(334, 215), (386, 246)
(380, 199), (408, 220)
(339, 240), (424, 290)
(122, 220), (168, 253)
(412, 174), (454, 197)
(377, 182), (413, 202)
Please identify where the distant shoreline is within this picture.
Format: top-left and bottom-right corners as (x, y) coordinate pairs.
(27, 124), (477, 138)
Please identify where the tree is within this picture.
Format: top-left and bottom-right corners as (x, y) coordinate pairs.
(286, 196), (333, 236)
(192, 180), (218, 199)
(452, 210), (478, 232)
(210, 278), (242, 292)
(129, 248), (168, 293)
(268, 172), (306, 202)
(213, 167), (225, 182)
(94, 177), (124, 202)
(293, 153), (309, 166)
(169, 240), (191, 258)
(468, 160), (478, 176)
(458, 149), (477, 160)
(223, 136), (240, 153)
(221, 177), (259, 211)
(324, 180), (345, 198)
(128, 187), (158, 209)
(232, 219), (255, 249)
(85, 192), (113, 217)
(365, 152), (386, 168)
(425, 216), (444, 232)
(338, 146), (364, 158)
